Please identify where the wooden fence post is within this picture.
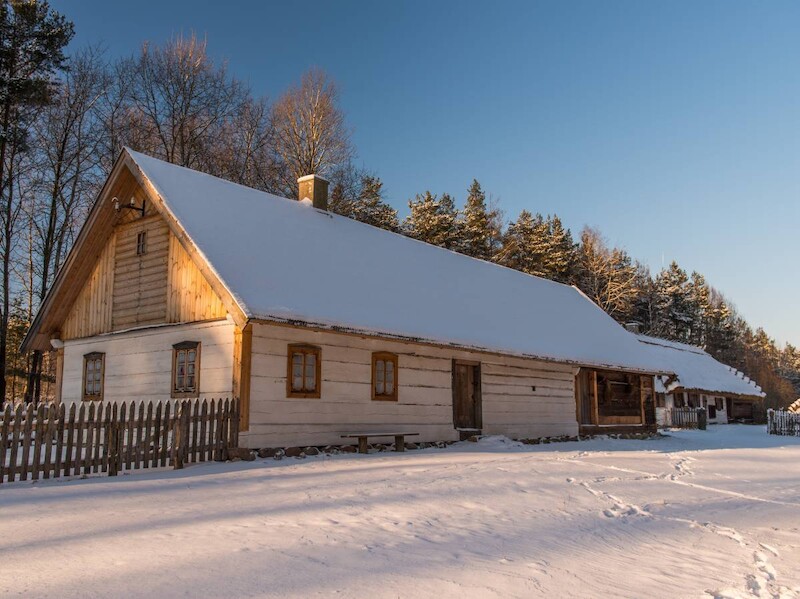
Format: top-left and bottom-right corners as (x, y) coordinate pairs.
(0, 404), (10, 484)
(43, 403), (56, 479)
(214, 399), (224, 462)
(172, 402), (184, 470)
(697, 408), (707, 431)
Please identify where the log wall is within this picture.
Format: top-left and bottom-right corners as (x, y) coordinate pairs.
(242, 322), (579, 448)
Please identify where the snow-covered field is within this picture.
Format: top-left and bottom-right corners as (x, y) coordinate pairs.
(1, 426), (799, 599)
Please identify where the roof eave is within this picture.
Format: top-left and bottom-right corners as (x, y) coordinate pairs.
(249, 315), (670, 376)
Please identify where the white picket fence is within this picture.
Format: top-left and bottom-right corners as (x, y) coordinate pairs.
(766, 409), (800, 436)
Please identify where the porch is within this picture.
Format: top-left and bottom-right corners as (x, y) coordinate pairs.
(575, 368), (657, 435)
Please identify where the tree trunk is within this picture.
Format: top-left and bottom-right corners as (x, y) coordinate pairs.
(0, 96), (14, 407)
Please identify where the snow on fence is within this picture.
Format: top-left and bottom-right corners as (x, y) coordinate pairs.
(767, 409), (800, 436)
(665, 407), (708, 430)
(0, 398), (240, 484)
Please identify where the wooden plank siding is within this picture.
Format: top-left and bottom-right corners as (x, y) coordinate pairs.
(242, 322), (578, 448)
(62, 236), (116, 340)
(112, 216), (171, 330)
(166, 233), (228, 324)
(60, 320), (236, 404)
(61, 210), (228, 342)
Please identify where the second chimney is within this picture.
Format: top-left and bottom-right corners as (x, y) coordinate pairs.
(297, 174), (329, 211)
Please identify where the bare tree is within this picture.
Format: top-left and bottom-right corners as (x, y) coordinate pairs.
(575, 227), (637, 321)
(210, 96), (278, 192)
(0, 0), (73, 404)
(123, 34), (249, 170)
(272, 67), (353, 196)
(21, 46), (106, 402)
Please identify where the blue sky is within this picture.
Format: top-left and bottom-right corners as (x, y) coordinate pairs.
(53, 0), (800, 346)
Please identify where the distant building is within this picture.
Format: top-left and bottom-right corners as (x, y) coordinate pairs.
(635, 335), (765, 425)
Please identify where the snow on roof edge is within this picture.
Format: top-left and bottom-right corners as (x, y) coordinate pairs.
(124, 149), (673, 374)
(638, 334), (765, 398)
(253, 312), (670, 375)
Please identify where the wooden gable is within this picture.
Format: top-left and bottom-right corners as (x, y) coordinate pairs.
(24, 151), (245, 351)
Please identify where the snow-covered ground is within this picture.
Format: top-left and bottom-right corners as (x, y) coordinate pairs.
(1, 426), (799, 599)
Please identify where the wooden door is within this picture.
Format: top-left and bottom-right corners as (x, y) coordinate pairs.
(452, 360), (482, 431)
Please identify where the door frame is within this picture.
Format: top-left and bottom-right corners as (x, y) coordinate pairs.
(452, 359), (482, 432)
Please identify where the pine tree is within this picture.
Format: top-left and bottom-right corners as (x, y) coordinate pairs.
(327, 162), (361, 218)
(631, 262), (657, 333)
(778, 344), (800, 394)
(497, 210), (550, 277)
(457, 179), (499, 260)
(403, 191), (459, 249)
(351, 175), (398, 232)
(652, 261), (694, 342)
(687, 272), (712, 346)
(544, 215), (577, 283)
(704, 293), (738, 362)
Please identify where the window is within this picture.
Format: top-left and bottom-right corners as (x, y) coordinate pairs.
(673, 393), (685, 408)
(136, 230), (147, 256)
(655, 393), (666, 408)
(172, 341), (200, 398)
(596, 372), (641, 418)
(82, 352), (105, 401)
(715, 397), (724, 410)
(372, 352), (398, 401)
(287, 344), (321, 398)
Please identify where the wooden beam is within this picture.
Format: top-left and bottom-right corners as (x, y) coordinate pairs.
(591, 370), (599, 425)
(639, 375), (646, 425)
(232, 323), (253, 432)
(54, 348), (64, 403)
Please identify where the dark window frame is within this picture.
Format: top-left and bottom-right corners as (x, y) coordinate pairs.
(172, 341), (201, 398)
(286, 344), (321, 398)
(82, 352), (105, 401)
(371, 352), (399, 401)
(136, 230), (147, 256)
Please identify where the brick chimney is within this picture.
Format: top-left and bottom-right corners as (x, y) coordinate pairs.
(297, 174), (329, 211)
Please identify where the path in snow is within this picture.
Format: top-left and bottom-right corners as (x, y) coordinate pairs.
(1, 426), (799, 599)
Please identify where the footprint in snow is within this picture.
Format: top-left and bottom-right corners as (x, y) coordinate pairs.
(758, 542), (779, 557)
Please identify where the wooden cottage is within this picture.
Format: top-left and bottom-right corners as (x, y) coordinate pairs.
(635, 335), (765, 425)
(22, 149), (669, 449)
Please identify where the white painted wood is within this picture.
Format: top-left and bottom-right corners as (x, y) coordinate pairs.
(57, 317), (580, 448)
(656, 392), (730, 426)
(61, 319), (235, 403)
(242, 322), (578, 448)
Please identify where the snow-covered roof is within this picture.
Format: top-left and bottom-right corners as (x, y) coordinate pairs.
(127, 150), (670, 373)
(636, 334), (765, 398)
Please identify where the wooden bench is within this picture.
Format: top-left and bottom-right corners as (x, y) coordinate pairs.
(341, 432), (420, 454)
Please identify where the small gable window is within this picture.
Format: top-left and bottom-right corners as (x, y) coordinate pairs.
(136, 230), (147, 256)
(172, 341), (200, 398)
(287, 344), (321, 398)
(83, 352), (105, 401)
(372, 352), (398, 401)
